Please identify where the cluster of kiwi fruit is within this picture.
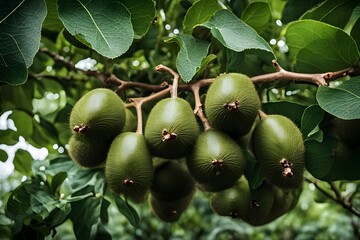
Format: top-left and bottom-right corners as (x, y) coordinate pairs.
(68, 73), (305, 225)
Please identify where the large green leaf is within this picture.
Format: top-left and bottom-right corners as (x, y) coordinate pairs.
(167, 34), (210, 82)
(301, 0), (358, 29)
(305, 135), (360, 181)
(0, 0), (46, 85)
(198, 10), (274, 62)
(182, 0), (221, 34)
(301, 105), (324, 142)
(285, 20), (359, 72)
(57, 0), (134, 59)
(43, 0), (64, 31)
(316, 76), (360, 120)
(281, 0), (323, 24)
(122, 0), (155, 39)
(9, 110), (34, 138)
(241, 2), (272, 35)
(13, 149), (33, 176)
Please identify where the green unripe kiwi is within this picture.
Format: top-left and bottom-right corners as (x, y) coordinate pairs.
(210, 176), (251, 219)
(151, 160), (195, 201)
(122, 108), (137, 132)
(144, 97), (200, 159)
(205, 73), (261, 138)
(332, 118), (360, 148)
(252, 114), (305, 189)
(187, 129), (246, 192)
(244, 180), (276, 226)
(69, 88), (126, 140)
(266, 186), (302, 222)
(149, 194), (194, 223)
(68, 135), (110, 168)
(105, 132), (153, 202)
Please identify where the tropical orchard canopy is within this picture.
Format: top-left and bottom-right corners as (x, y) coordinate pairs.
(0, 0), (360, 239)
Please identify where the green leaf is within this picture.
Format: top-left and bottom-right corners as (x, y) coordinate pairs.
(281, 0), (323, 24)
(70, 197), (102, 240)
(57, 0), (134, 59)
(114, 194), (140, 227)
(241, 2), (272, 35)
(122, 0), (155, 39)
(9, 110), (34, 138)
(301, 105), (324, 142)
(305, 136), (360, 181)
(13, 149), (33, 176)
(167, 34), (210, 82)
(198, 10), (275, 62)
(316, 76), (360, 120)
(301, 0), (358, 29)
(0, 81), (34, 112)
(0, 33), (28, 85)
(43, 0), (64, 31)
(351, 18), (360, 50)
(51, 172), (68, 194)
(285, 20), (359, 72)
(0, 0), (47, 85)
(0, 149), (8, 162)
(182, 0), (221, 34)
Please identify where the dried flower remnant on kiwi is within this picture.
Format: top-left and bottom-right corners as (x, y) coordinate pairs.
(73, 124), (88, 133)
(223, 100), (240, 110)
(162, 129), (177, 141)
(280, 159), (294, 177)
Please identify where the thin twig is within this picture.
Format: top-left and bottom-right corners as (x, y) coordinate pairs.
(190, 81), (212, 131)
(305, 177), (360, 217)
(155, 64), (180, 98)
(107, 75), (169, 93)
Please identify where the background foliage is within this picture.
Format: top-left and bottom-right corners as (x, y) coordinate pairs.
(1, 0), (360, 239)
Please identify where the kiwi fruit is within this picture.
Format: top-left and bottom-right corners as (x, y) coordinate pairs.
(151, 160), (195, 201)
(205, 73), (261, 138)
(144, 97), (199, 159)
(332, 118), (360, 148)
(266, 186), (302, 222)
(244, 180), (276, 226)
(210, 176), (251, 219)
(69, 88), (126, 140)
(105, 132), (153, 202)
(252, 114), (305, 189)
(149, 193), (194, 223)
(187, 129), (246, 192)
(122, 108), (137, 132)
(68, 135), (110, 168)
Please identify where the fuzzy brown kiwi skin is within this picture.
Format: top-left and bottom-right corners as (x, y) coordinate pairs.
(187, 128), (246, 192)
(151, 160), (195, 202)
(205, 73), (261, 138)
(68, 135), (110, 168)
(105, 132), (153, 203)
(144, 97), (200, 159)
(210, 176), (251, 219)
(69, 88), (126, 141)
(252, 114), (305, 189)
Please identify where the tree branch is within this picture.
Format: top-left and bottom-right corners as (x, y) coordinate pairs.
(251, 60), (356, 86)
(305, 177), (360, 217)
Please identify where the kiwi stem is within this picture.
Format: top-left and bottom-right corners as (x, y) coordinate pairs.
(258, 110), (268, 120)
(190, 83), (212, 131)
(155, 64), (179, 99)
